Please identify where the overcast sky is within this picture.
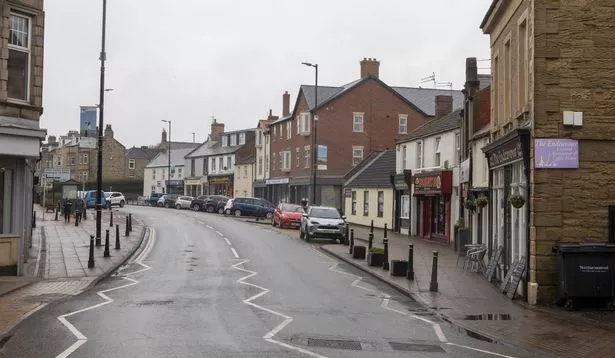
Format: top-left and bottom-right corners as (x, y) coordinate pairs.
(42, 0), (492, 147)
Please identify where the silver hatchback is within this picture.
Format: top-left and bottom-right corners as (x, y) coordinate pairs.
(299, 206), (346, 243)
(175, 196), (194, 209)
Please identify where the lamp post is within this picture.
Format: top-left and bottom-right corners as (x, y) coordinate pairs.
(301, 62), (318, 205)
(162, 120), (172, 194)
(95, 0), (108, 241)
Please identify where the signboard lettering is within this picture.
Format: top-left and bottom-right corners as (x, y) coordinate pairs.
(500, 258), (519, 293)
(459, 159), (470, 183)
(507, 256), (527, 299)
(484, 246), (503, 282)
(488, 140), (523, 168)
(414, 175), (441, 190)
(534, 138), (579, 169)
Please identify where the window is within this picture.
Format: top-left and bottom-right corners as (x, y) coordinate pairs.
(504, 39), (511, 121)
(296, 117), (301, 134)
(230, 134), (237, 146)
(353, 113), (364, 132)
(256, 131), (261, 146)
(454, 132), (460, 165)
(300, 113), (310, 133)
(377, 191), (384, 217)
(363, 191), (369, 216)
(218, 157), (223, 171)
(152, 169), (156, 180)
(225, 156), (231, 170)
(243, 166), (247, 179)
(0, 169), (13, 233)
(272, 153), (276, 172)
(304, 146), (311, 168)
(400, 195), (410, 218)
(351, 191), (357, 215)
(8, 13), (31, 101)
(398, 115), (408, 134)
(258, 158), (263, 175)
(203, 158), (208, 174)
(518, 17), (528, 110)
(178, 168), (182, 178)
(434, 137), (441, 167)
(210, 158), (215, 173)
(129, 159), (136, 170)
(402, 145), (407, 169)
(222, 136), (228, 147)
(282, 151), (291, 170)
(295, 147), (300, 167)
(416, 141), (423, 168)
(273, 126), (277, 138)
(287, 122), (292, 139)
(352, 146), (363, 166)
(239, 132), (246, 145)
(162, 169), (166, 179)
(68, 155), (75, 166)
(493, 55), (499, 127)
(265, 155), (269, 174)
(82, 153), (89, 165)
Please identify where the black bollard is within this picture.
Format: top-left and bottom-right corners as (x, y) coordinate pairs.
(344, 223), (350, 245)
(370, 220), (374, 234)
(383, 238), (389, 271)
(104, 230), (110, 257)
(88, 235), (95, 268)
(110, 211), (113, 227)
(115, 224), (121, 249)
(368, 233), (374, 250)
(128, 213), (133, 232)
(125, 216), (130, 237)
(407, 244), (414, 280)
(95, 231), (101, 246)
(429, 251), (439, 292)
(349, 229), (355, 254)
(55, 209), (58, 221)
(82, 209), (87, 221)
(384, 223), (388, 239)
(32, 211), (36, 228)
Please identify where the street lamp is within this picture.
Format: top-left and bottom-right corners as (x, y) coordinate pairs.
(162, 120), (172, 194)
(95, 0), (108, 241)
(301, 62), (318, 205)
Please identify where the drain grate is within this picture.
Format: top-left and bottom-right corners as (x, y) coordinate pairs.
(307, 338), (362, 350)
(463, 313), (511, 321)
(135, 300), (174, 306)
(389, 342), (444, 352)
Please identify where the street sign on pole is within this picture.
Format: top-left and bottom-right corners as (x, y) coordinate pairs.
(44, 168), (71, 182)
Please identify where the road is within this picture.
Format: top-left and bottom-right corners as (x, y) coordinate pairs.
(1, 206), (543, 358)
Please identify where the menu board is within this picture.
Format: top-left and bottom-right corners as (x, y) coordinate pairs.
(484, 246), (503, 282)
(507, 256), (527, 299)
(500, 258), (519, 293)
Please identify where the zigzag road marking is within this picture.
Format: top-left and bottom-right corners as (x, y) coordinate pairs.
(55, 228), (157, 358)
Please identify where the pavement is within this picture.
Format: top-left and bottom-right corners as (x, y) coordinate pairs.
(318, 224), (615, 358)
(1, 206), (535, 357)
(0, 205), (146, 343)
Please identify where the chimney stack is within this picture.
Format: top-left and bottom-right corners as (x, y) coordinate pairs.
(210, 118), (225, 139)
(360, 57), (380, 78)
(104, 124), (114, 138)
(435, 95), (453, 120)
(465, 57), (480, 95)
(282, 91), (290, 116)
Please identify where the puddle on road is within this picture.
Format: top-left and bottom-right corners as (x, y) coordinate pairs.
(463, 313), (512, 321)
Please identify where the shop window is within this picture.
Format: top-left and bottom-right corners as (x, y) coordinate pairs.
(400, 195), (409, 218)
(351, 191), (357, 215)
(377, 191), (384, 217)
(363, 191), (369, 216)
(0, 168), (13, 234)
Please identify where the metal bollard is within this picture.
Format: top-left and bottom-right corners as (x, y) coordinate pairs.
(95, 231), (102, 247)
(349, 229), (355, 254)
(32, 211), (36, 228)
(384, 223), (388, 239)
(383, 238), (389, 271)
(407, 244), (414, 280)
(83, 209), (87, 221)
(110, 211), (113, 227)
(115, 224), (121, 250)
(125, 216), (130, 237)
(55, 209), (58, 221)
(370, 220), (374, 234)
(368, 233), (374, 250)
(344, 223), (350, 245)
(429, 251), (439, 292)
(88, 235), (95, 268)
(129, 213), (133, 232)
(104, 230), (110, 257)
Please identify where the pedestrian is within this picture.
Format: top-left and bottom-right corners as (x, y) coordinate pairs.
(76, 198), (85, 223)
(63, 200), (72, 223)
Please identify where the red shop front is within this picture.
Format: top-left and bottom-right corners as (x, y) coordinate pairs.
(413, 171), (453, 244)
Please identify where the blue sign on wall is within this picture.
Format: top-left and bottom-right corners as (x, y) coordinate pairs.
(80, 106), (98, 137)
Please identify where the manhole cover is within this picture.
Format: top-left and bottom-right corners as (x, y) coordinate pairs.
(389, 342), (444, 352)
(307, 338), (362, 350)
(135, 300), (174, 306)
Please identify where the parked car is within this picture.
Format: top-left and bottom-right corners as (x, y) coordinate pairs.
(300, 206), (346, 243)
(190, 195), (229, 213)
(147, 192), (164, 206)
(157, 195), (167, 207)
(105, 192), (126, 208)
(272, 203), (305, 229)
(224, 197), (275, 218)
(83, 190), (109, 209)
(175, 196), (194, 209)
(162, 194), (179, 208)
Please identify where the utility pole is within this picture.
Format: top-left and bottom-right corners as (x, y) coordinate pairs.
(95, 0), (108, 241)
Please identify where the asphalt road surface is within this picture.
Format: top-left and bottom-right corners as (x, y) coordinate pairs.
(1, 206), (545, 358)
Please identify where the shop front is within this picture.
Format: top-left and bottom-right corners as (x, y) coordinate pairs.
(208, 175), (233, 197)
(184, 178), (204, 197)
(392, 170), (412, 234)
(266, 177), (289, 205)
(166, 179), (184, 195)
(412, 170), (453, 244)
(254, 180), (267, 200)
(483, 128), (530, 295)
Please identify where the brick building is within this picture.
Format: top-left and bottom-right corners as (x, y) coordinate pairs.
(266, 58), (463, 208)
(481, 0), (615, 304)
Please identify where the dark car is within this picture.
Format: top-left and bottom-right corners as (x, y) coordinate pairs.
(224, 197), (275, 218)
(147, 192), (164, 206)
(163, 194), (179, 208)
(191, 195), (230, 213)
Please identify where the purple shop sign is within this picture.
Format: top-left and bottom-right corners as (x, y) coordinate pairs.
(534, 139), (579, 169)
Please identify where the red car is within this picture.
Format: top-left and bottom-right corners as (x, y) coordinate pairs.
(271, 203), (305, 229)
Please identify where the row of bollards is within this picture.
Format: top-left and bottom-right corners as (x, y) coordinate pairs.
(88, 214), (131, 269)
(347, 221), (438, 292)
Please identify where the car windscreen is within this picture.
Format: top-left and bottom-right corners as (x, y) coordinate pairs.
(281, 204), (304, 213)
(310, 208), (340, 219)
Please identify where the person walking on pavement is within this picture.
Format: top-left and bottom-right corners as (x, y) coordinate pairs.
(63, 200), (72, 223)
(75, 198), (85, 223)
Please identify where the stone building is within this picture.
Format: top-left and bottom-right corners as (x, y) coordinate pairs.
(481, 0), (615, 304)
(0, 0), (46, 275)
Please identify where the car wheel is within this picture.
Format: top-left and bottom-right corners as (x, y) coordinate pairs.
(105, 202), (111, 209)
(192, 204), (200, 211)
(265, 212), (273, 219)
(305, 232), (312, 242)
(164, 203), (170, 208)
(299, 227), (305, 239)
(119, 200), (125, 208)
(207, 205), (215, 213)
(157, 202), (163, 207)
(218, 207), (224, 214)
(234, 210), (242, 217)
(271, 217), (276, 227)
(224, 209), (231, 215)
(175, 204), (181, 209)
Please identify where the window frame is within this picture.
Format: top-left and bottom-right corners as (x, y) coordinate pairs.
(416, 141), (423, 168)
(352, 146), (364, 166)
(295, 147), (300, 167)
(363, 191), (369, 216)
(282, 151), (291, 170)
(454, 132), (460, 165)
(351, 191), (357, 215)
(377, 191), (384, 217)
(129, 159), (136, 170)
(398, 114), (408, 134)
(7, 12), (32, 102)
(239, 132), (246, 145)
(304, 145), (311, 168)
(434, 137), (441, 167)
(287, 122), (292, 139)
(353, 112), (364, 133)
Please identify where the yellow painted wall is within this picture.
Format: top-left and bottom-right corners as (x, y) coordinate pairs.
(0, 236), (18, 267)
(344, 188), (394, 229)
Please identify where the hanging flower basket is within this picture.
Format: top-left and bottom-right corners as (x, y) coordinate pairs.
(454, 217), (465, 229)
(475, 195), (489, 209)
(508, 194), (526, 209)
(464, 199), (476, 211)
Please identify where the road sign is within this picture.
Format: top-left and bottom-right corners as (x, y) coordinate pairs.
(44, 168), (71, 182)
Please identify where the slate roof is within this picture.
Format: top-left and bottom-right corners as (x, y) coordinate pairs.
(344, 150), (396, 188)
(146, 147), (196, 168)
(126, 146), (159, 160)
(397, 109), (462, 143)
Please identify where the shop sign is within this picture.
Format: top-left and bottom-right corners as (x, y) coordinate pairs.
(165, 179), (184, 186)
(209, 177), (230, 184)
(413, 171), (452, 195)
(184, 179), (201, 186)
(534, 138), (579, 169)
(344, 188), (352, 198)
(486, 138), (523, 169)
(266, 178), (290, 185)
(414, 176), (441, 190)
(459, 159), (470, 183)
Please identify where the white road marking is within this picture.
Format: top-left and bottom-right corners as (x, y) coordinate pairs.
(216, 231), (224, 237)
(311, 248), (514, 357)
(231, 248), (239, 258)
(232, 260), (327, 358)
(224, 237), (232, 246)
(55, 228), (156, 358)
(206, 225), (213, 229)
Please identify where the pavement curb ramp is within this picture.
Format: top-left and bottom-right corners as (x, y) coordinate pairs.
(319, 244), (518, 350)
(0, 218), (151, 341)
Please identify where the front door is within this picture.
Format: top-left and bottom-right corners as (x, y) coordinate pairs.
(422, 198), (431, 237)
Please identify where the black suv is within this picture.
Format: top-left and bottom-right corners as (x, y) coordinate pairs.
(162, 194), (179, 208)
(190, 195), (229, 213)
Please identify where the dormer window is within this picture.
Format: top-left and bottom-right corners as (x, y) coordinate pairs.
(230, 134), (237, 146)
(222, 136), (228, 147)
(239, 132), (246, 145)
